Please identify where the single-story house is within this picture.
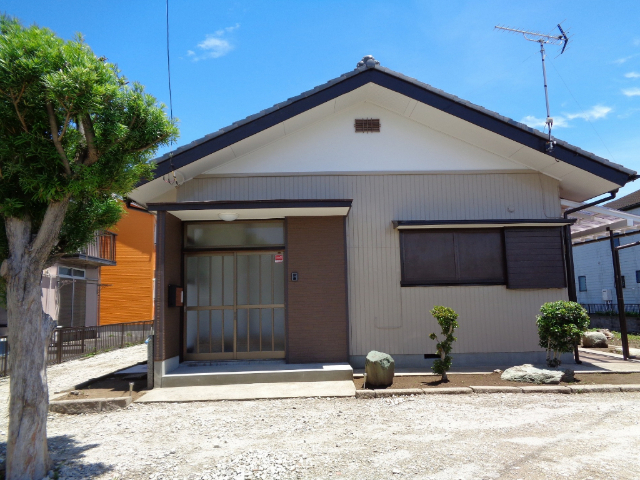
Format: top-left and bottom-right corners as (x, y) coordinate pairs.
(129, 55), (637, 387)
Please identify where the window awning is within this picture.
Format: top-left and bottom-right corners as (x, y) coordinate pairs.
(392, 219), (575, 229)
(563, 200), (640, 244)
(146, 199), (352, 221)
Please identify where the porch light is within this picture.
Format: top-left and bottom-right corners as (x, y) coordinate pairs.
(218, 213), (239, 221)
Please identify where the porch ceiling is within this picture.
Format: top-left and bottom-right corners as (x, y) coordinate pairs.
(146, 199), (352, 221)
(563, 199), (640, 243)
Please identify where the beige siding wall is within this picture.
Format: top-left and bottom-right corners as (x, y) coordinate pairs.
(177, 173), (565, 355)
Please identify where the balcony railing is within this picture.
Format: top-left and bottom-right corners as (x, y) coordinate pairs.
(64, 230), (117, 266)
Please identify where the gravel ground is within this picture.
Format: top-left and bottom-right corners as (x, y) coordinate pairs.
(1, 347), (640, 479)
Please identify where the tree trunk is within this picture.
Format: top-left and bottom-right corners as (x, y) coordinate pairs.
(4, 199), (69, 480)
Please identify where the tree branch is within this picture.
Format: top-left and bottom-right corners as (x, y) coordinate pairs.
(45, 102), (72, 176)
(9, 87), (28, 133)
(29, 196), (71, 263)
(129, 133), (170, 153)
(81, 114), (99, 166)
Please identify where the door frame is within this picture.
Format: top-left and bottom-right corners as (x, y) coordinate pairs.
(182, 250), (286, 361)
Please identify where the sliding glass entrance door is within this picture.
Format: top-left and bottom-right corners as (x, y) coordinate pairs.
(184, 252), (285, 360)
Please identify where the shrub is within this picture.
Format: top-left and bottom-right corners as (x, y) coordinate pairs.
(537, 301), (589, 368)
(429, 306), (459, 381)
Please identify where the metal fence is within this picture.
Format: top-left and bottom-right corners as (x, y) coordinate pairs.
(581, 304), (640, 315)
(0, 320), (152, 377)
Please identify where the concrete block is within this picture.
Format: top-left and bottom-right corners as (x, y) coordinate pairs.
(520, 386), (571, 394)
(422, 387), (473, 395)
(355, 390), (376, 399)
(619, 384), (640, 392)
(374, 388), (423, 397)
(569, 385), (621, 394)
(49, 396), (132, 414)
(470, 386), (523, 394)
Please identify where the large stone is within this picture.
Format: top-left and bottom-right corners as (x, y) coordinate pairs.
(613, 346), (640, 357)
(582, 331), (608, 348)
(501, 364), (574, 385)
(364, 351), (395, 388)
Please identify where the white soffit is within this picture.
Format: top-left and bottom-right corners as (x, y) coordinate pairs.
(166, 206), (351, 221)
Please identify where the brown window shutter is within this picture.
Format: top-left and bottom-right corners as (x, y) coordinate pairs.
(504, 227), (566, 289)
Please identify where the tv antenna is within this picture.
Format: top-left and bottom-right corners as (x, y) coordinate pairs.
(495, 24), (569, 153)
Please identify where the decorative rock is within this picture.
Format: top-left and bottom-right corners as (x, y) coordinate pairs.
(501, 364), (574, 384)
(582, 331), (608, 348)
(598, 329), (614, 339)
(364, 350), (395, 388)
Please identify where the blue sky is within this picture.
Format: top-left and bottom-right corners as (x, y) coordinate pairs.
(5, 1), (640, 197)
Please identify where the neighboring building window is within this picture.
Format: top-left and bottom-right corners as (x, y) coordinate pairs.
(636, 270), (640, 283)
(58, 267), (85, 278)
(578, 276), (587, 292)
(399, 226), (566, 289)
(622, 276), (626, 288)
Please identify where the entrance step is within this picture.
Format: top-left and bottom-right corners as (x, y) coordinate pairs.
(161, 362), (353, 388)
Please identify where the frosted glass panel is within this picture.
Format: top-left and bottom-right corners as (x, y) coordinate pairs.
(248, 255), (260, 305)
(260, 255), (272, 304)
(236, 255), (248, 305)
(186, 311), (197, 353)
(261, 309), (273, 351)
(223, 255), (234, 306)
(223, 310), (234, 352)
(198, 257), (210, 306)
(186, 257), (198, 307)
(185, 221), (284, 248)
(210, 256), (223, 306)
(249, 309), (260, 352)
(274, 308), (285, 352)
(198, 311), (210, 353)
(210, 310), (223, 353)
(237, 309), (248, 352)
(273, 261), (284, 305)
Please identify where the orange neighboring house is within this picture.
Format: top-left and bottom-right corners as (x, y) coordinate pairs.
(99, 201), (155, 325)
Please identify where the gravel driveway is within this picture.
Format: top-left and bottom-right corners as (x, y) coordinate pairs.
(1, 346), (639, 479)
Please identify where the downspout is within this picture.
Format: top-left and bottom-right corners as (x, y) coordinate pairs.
(562, 189), (618, 364)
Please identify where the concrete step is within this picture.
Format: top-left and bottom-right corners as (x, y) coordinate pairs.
(161, 362), (353, 387)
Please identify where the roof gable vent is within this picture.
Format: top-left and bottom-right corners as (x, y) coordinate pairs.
(355, 118), (380, 133)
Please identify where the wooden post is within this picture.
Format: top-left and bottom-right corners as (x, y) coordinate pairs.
(56, 328), (63, 364)
(608, 228), (631, 360)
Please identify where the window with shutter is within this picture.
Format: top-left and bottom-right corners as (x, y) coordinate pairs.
(504, 227), (566, 289)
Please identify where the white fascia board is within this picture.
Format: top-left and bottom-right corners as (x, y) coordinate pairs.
(169, 206), (351, 221)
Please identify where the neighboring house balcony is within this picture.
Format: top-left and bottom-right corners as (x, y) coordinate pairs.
(62, 230), (117, 267)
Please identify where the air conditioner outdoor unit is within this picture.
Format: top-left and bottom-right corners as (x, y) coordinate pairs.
(602, 289), (613, 302)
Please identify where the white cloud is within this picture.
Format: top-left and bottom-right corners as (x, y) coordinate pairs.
(614, 54), (639, 65)
(188, 24), (240, 61)
(623, 88), (640, 97)
(625, 72), (640, 79)
(520, 115), (569, 129)
(520, 104), (612, 130)
(565, 105), (612, 121)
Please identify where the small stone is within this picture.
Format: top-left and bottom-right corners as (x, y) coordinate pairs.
(493, 369), (503, 374)
(365, 350), (395, 388)
(393, 469), (401, 474)
(70, 390), (80, 396)
(501, 364), (573, 384)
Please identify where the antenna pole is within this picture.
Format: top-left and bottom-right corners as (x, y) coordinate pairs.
(495, 23), (570, 153)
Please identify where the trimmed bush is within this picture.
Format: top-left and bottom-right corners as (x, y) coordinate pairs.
(537, 301), (589, 367)
(429, 306), (459, 382)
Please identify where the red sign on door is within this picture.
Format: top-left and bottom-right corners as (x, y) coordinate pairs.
(275, 254), (284, 263)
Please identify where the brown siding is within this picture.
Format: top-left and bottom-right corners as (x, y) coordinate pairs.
(154, 212), (182, 361)
(286, 217), (348, 363)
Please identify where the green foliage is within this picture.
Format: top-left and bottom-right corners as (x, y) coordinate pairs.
(429, 306), (459, 379)
(0, 15), (178, 267)
(536, 301), (590, 367)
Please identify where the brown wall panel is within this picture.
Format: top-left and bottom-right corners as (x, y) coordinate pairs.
(286, 216), (348, 363)
(154, 212), (183, 361)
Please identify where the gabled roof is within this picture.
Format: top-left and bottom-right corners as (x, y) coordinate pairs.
(604, 188), (640, 211)
(134, 56), (636, 205)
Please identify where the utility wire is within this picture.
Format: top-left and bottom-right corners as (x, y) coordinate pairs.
(549, 59), (616, 161)
(164, 0), (179, 185)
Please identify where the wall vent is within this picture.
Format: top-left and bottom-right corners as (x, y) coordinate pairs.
(354, 118), (380, 133)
